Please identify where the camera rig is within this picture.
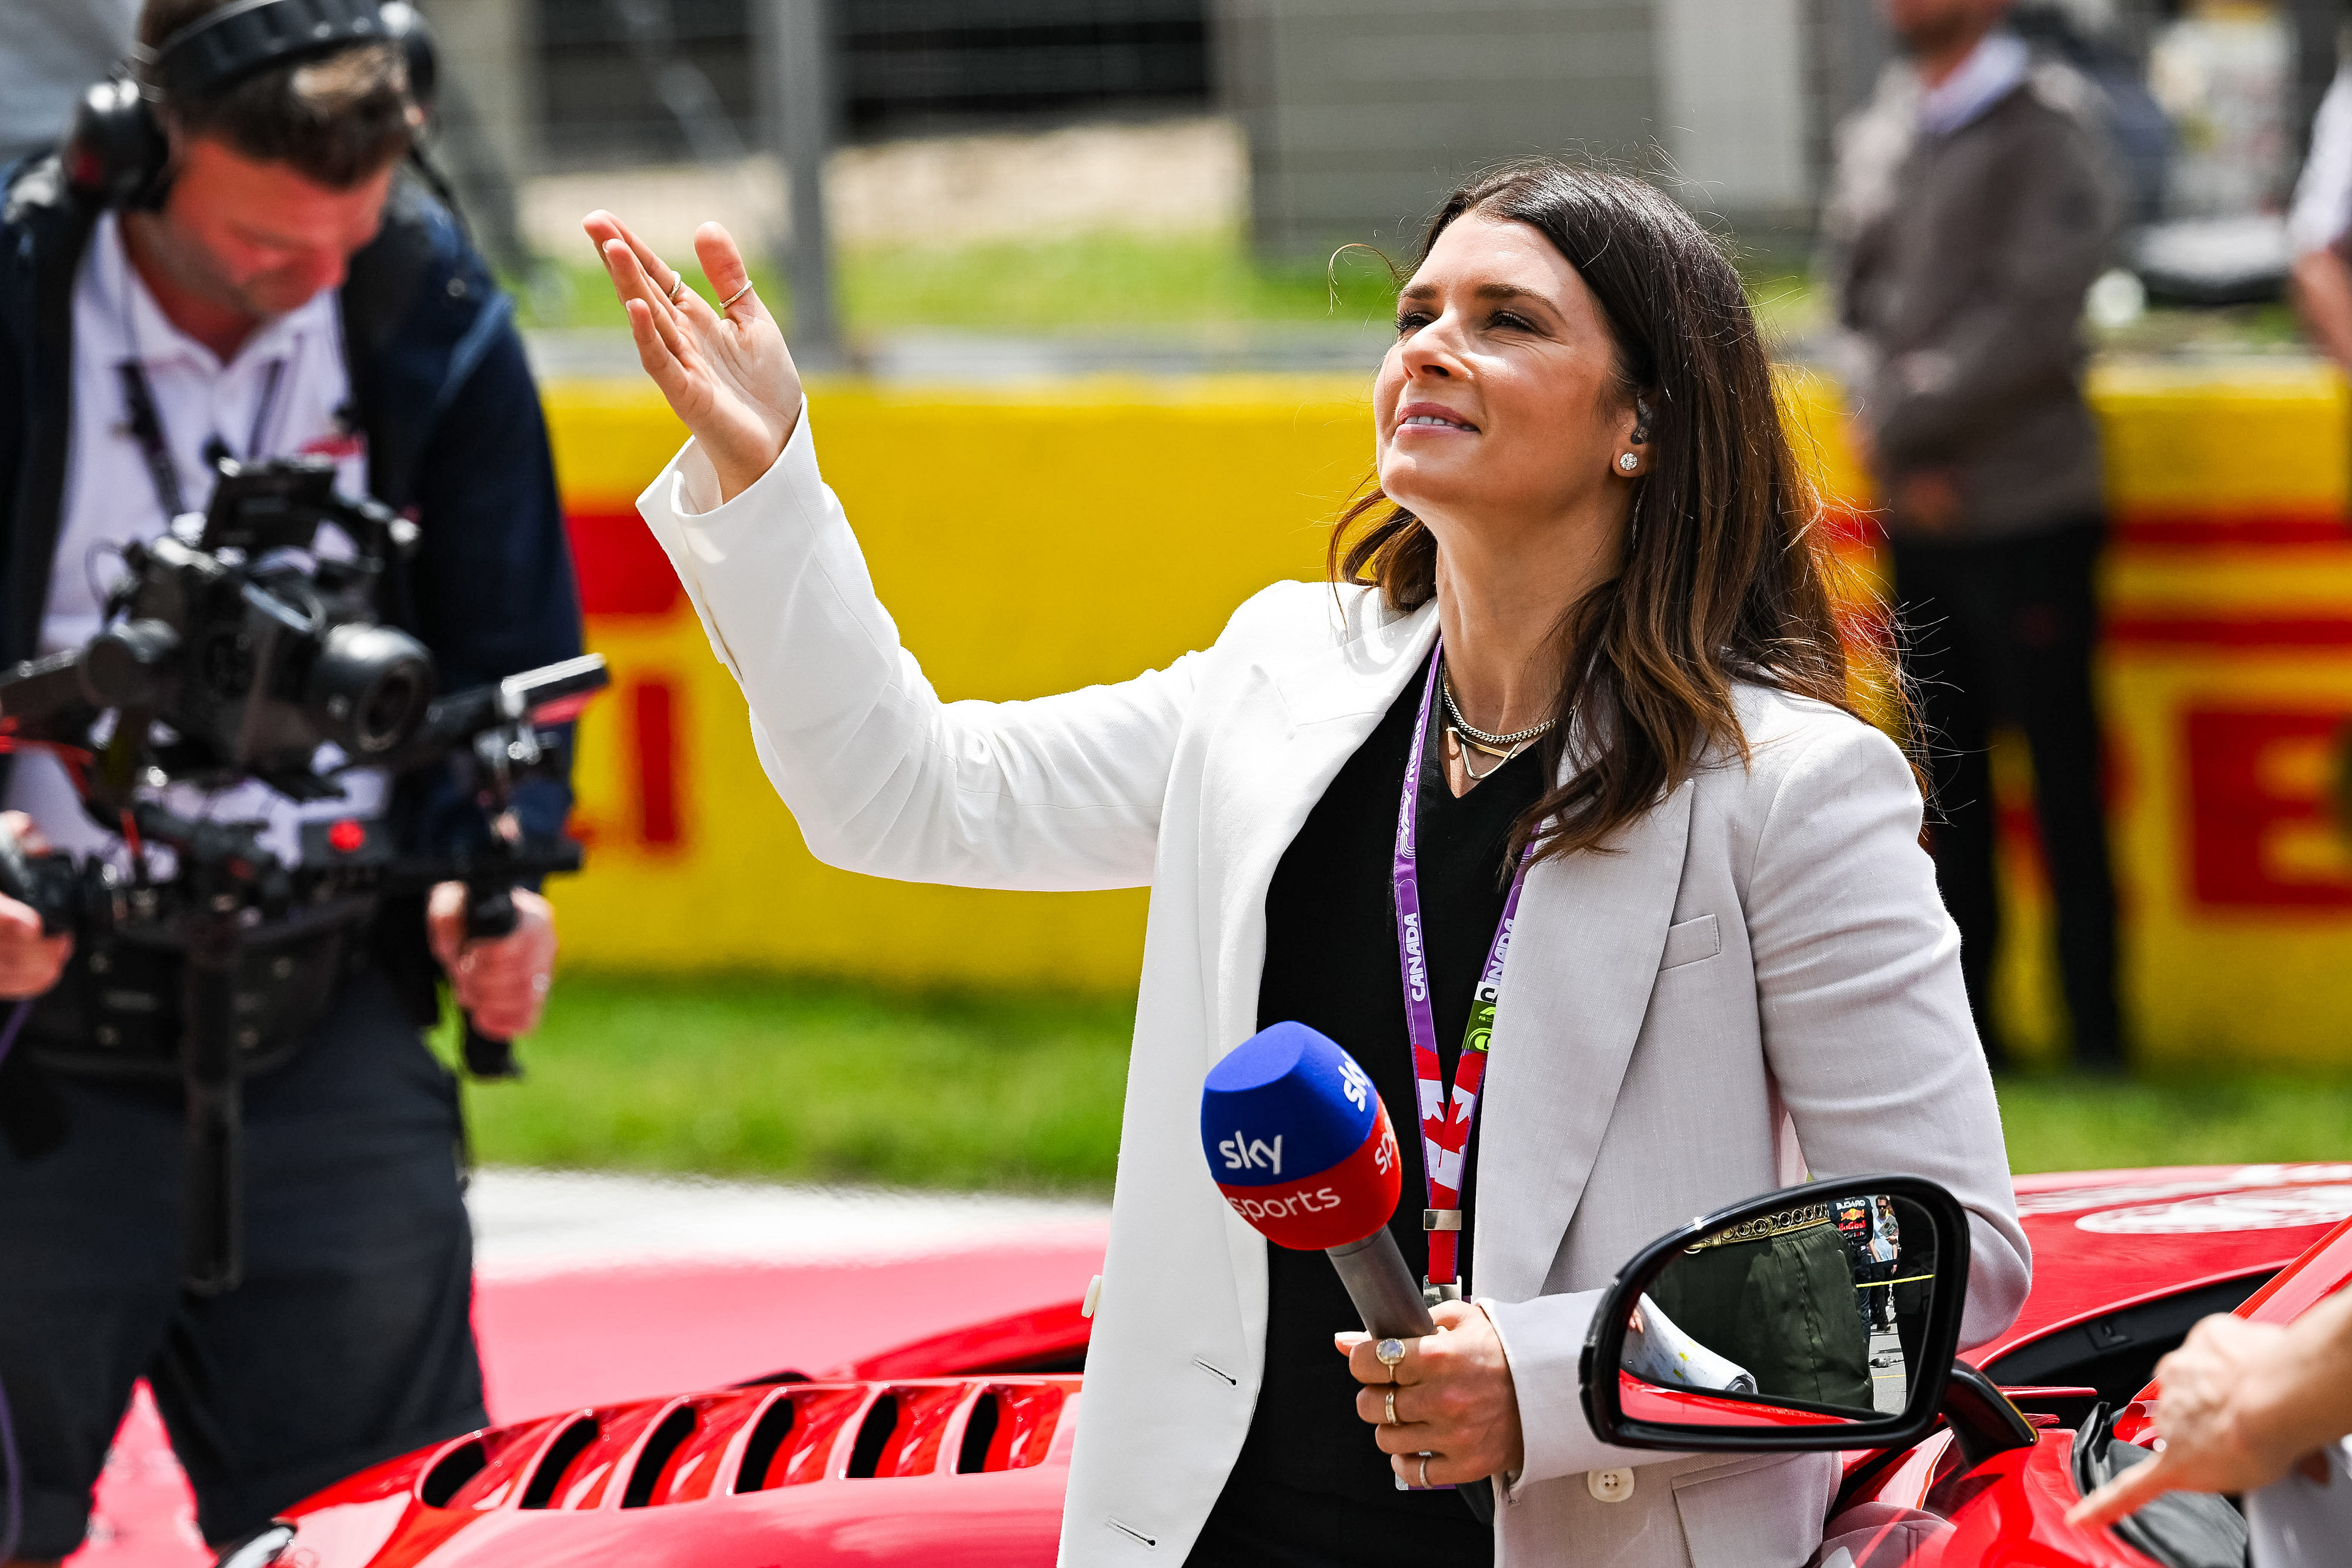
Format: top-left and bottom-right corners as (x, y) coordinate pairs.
(0, 455), (603, 1293)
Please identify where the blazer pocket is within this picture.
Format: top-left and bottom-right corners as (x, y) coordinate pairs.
(1659, 913), (1720, 971)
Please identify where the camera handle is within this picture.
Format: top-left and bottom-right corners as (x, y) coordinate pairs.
(458, 881), (523, 1080)
(180, 907), (246, 1295)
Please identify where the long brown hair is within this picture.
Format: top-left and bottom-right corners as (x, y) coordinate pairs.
(1332, 161), (1880, 864)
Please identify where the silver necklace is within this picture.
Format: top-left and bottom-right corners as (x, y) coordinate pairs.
(1439, 663), (1556, 749)
(1446, 728), (1526, 781)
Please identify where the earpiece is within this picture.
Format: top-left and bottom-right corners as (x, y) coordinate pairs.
(62, 75), (172, 210)
(1630, 396), (1655, 446)
(58, 0), (429, 211)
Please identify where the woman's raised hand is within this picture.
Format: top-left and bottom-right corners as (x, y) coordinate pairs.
(582, 210), (801, 502)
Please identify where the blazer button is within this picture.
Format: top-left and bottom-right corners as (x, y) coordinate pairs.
(1587, 1467), (1635, 1503)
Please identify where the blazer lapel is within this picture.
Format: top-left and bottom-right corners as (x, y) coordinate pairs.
(1202, 597), (1436, 1343)
(1471, 771), (1696, 1303)
(1207, 599), (1438, 1052)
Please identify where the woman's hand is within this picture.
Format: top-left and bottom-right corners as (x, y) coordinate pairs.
(581, 211), (802, 502)
(1338, 1300), (1525, 1487)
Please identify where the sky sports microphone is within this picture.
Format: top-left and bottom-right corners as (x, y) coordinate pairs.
(1201, 1021), (1437, 1349)
(1203, 1024), (1498, 1523)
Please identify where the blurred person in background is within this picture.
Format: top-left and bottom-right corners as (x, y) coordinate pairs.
(0, 1), (138, 166)
(2290, 49), (2352, 372)
(0, 1), (580, 1558)
(1822, 0), (2124, 1072)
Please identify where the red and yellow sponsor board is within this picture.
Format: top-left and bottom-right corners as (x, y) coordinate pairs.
(547, 365), (2352, 1069)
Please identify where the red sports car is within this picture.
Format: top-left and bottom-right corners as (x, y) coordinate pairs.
(230, 1162), (2352, 1568)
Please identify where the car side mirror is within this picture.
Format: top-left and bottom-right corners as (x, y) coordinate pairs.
(1581, 1175), (1977, 1455)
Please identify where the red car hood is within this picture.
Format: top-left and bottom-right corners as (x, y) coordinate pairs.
(136, 1164), (2352, 1567)
(1970, 1161), (2352, 1367)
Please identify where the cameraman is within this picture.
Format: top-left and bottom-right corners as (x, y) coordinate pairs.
(0, 1), (581, 1558)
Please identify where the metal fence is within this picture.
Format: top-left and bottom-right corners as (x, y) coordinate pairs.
(536, 0), (1211, 168)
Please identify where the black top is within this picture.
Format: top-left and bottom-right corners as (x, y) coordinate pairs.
(1188, 656), (1543, 1568)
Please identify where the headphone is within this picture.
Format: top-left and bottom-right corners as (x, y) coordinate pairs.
(61, 0), (436, 211)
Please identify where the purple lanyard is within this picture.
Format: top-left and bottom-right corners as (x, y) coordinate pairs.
(1392, 640), (1533, 1291)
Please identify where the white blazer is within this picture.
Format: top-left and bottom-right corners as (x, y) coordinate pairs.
(637, 409), (2032, 1568)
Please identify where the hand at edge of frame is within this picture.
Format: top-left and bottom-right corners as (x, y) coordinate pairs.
(2066, 1309), (2341, 1531)
(0, 811), (70, 999)
(582, 210), (802, 503)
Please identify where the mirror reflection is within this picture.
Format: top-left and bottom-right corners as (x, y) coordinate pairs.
(1618, 1194), (1936, 1424)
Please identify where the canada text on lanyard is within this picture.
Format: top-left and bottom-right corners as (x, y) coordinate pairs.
(1390, 642), (1533, 1303)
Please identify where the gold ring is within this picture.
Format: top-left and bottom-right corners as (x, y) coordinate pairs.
(719, 280), (756, 310)
(1419, 1455), (1432, 1488)
(1375, 1338), (1406, 1379)
(667, 272), (690, 305)
(1384, 1389), (1397, 1426)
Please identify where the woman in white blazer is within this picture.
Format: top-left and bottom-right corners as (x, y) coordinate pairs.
(584, 161), (2030, 1568)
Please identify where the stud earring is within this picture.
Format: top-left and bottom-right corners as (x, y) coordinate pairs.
(1618, 452), (1640, 473)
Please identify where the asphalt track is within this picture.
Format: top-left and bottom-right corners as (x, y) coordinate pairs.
(63, 1171), (1112, 1568)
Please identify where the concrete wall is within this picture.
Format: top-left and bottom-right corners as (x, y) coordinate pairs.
(416, 0), (542, 179)
(1215, 0), (1663, 256)
(1657, 0), (1812, 225)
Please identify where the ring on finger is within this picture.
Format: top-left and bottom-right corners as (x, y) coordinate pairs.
(1419, 1455), (1432, 1489)
(719, 280), (756, 310)
(667, 270), (690, 305)
(1384, 1389), (1397, 1426)
(1375, 1338), (1406, 1382)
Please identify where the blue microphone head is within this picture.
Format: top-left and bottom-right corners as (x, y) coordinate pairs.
(1201, 1021), (1401, 1249)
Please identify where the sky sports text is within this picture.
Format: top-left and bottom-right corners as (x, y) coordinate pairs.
(1218, 1132), (1285, 1175)
(1222, 1185), (1352, 1223)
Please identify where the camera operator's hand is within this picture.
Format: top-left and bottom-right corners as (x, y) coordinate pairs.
(582, 211), (802, 504)
(426, 884), (559, 1040)
(0, 812), (72, 999)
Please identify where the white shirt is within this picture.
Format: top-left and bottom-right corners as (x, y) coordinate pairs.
(1919, 31), (2032, 139)
(2291, 65), (2352, 256)
(5, 213), (384, 870)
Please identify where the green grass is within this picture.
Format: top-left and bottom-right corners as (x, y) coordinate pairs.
(1996, 1072), (2352, 1176)
(448, 974), (2349, 1193)
(520, 228), (1406, 337)
(446, 974), (1134, 1192)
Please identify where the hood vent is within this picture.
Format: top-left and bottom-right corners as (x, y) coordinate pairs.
(519, 1418), (600, 1509)
(415, 1377), (1077, 1511)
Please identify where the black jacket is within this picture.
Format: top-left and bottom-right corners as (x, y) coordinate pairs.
(0, 155), (583, 1034)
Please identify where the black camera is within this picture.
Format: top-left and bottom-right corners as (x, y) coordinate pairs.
(6, 456), (434, 793)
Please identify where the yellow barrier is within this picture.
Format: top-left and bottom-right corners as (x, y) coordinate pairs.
(545, 363), (2352, 1070)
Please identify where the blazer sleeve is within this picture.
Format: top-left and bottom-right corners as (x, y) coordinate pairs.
(1747, 717), (2032, 1350)
(635, 411), (1194, 891)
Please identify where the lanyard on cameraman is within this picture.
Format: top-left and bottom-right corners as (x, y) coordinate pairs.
(1392, 642), (1532, 1299)
(114, 355), (288, 523)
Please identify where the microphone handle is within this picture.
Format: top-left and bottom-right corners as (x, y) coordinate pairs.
(1325, 1226), (1436, 1339)
(1324, 1226), (1496, 1526)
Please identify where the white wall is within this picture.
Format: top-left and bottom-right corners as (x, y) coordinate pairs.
(1655, 0), (1812, 215)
